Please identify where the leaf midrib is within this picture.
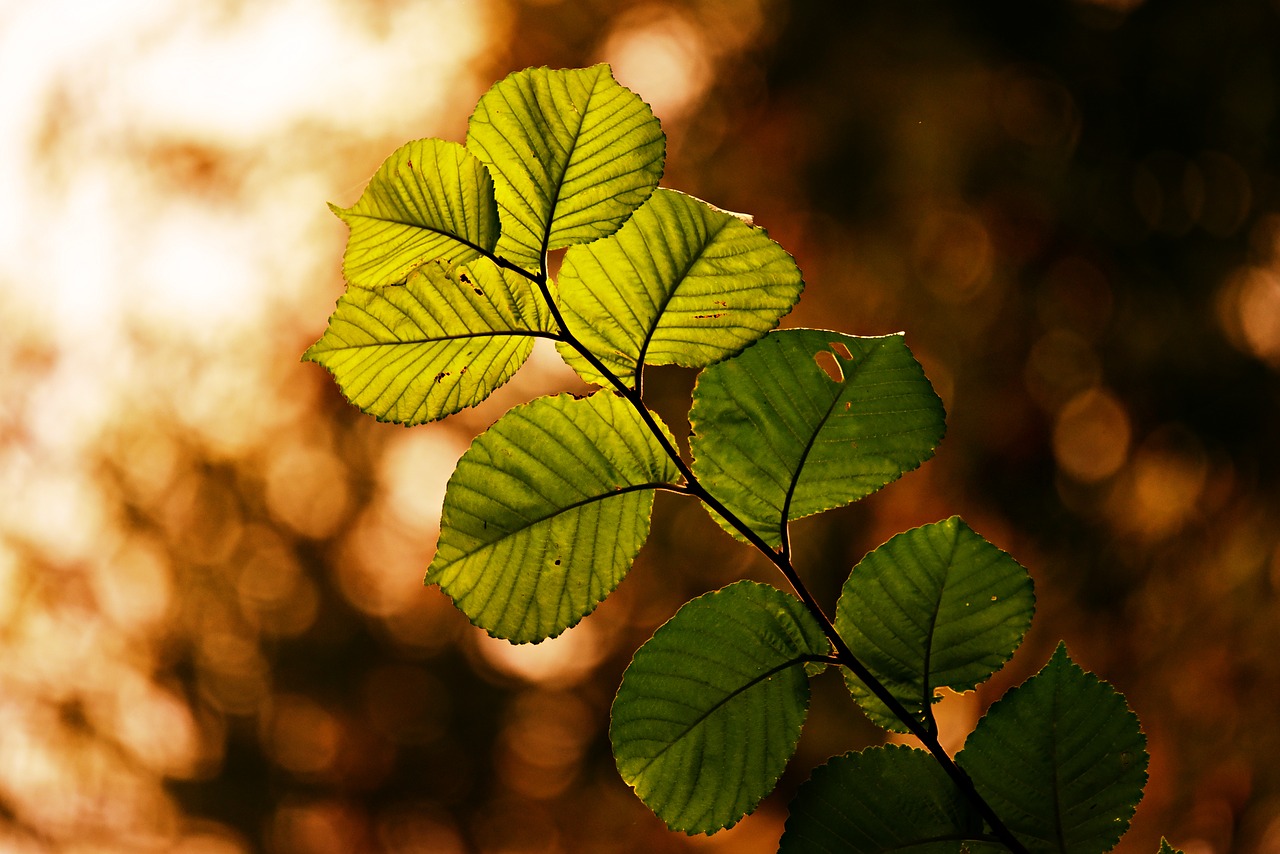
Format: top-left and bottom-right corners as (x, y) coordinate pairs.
(436, 480), (670, 568)
(778, 338), (888, 543)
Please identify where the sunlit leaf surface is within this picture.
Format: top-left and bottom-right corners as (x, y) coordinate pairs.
(610, 581), (828, 834)
(779, 745), (1004, 853)
(689, 330), (946, 547)
(555, 188), (803, 388)
(304, 257), (554, 425)
(427, 391), (680, 642)
(331, 138), (500, 288)
(835, 517), (1035, 731)
(957, 644), (1149, 853)
(466, 63), (665, 272)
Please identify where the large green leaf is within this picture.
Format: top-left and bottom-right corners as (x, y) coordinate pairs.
(555, 188), (803, 388)
(689, 330), (946, 547)
(426, 391), (680, 642)
(331, 138), (500, 288)
(835, 518), (1035, 732)
(303, 257), (554, 425)
(466, 64), (665, 273)
(957, 644), (1149, 853)
(610, 581), (829, 834)
(779, 745), (1005, 853)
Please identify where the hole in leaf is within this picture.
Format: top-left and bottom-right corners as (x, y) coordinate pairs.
(815, 350), (844, 383)
(553, 559), (561, 566)
(830, 341), (852, 360)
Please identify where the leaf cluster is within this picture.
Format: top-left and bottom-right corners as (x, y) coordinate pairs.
(306, 64), (1163, 853)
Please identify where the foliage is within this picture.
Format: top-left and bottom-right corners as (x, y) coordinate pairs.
(307, 64), (1160, 852)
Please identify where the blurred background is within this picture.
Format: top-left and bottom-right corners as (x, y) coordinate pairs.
(2, 0), (1278, 851)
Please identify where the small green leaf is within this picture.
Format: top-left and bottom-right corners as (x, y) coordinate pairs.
(835, 517), (1035, 732)
(304, 257), (553, 425)
(467, 64), (665, 273)
(331, 138), (500, 288)
(1157, 839), (1184, 854)
(611, 581), (828, 834)
(427, 391), (680, 642)
(555, 188), (803, 388)
(957, 643), (1149, 854)
(689, 330), (946, 547)
(779, 745), (1003, 853)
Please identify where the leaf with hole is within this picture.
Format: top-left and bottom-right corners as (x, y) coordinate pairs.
(610, 581), (828, 834)
(779, 745), (1005, 853)
(689, 330), (946, 547)
(303, 258), (554, 424)
(466, 64), (665, 273)
(835, 517), (1035, 732)
(427, 391), (680, 642)
(331, 138), (500, 288)
(957, 643), (1149, 853)
(555, 188), (803, 389)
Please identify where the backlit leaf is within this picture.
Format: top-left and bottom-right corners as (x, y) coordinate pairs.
(689, 330), (946, 547)
(835, 518), (1035, 732)
(303, 257), (553, 425)
(957, 644), (1149, 853)
(779, 745), (1004, 854)
(467, 64), (664, 273)
(555, 188), (803, 388)
(611, 581), (829, 834)
(427, 391), (680, 642)
(331, 138), (500, 288)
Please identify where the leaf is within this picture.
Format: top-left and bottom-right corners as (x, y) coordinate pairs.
(610, 581), (829, 834)
(834, 517), (1035, 732)
(303, 257), (554, 425)
(689, 330), (946, 547)
(466, 64), (665, 273)
(555, 188), (803, 388)
(956, 643), (1149, 854)
(331, 138), (500, 288)
(779, 745), (1005, 854)
(426, 391), (680, 642)
(1157, 839), (1184, 854)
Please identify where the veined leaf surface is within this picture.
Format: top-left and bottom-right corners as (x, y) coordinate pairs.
(778, 746), (1003, 853)
(304, 258), (553, 425)
(835, 517), (1035, 732)
(555, 188), (803, 388)
(331, 138), (500, 288)
(611, 581), (829, 834)
(466, 64), (664, 273)
(957, 644), (1149, 853)
(689, 330), (946, 547)
(427, 391), (680, 642)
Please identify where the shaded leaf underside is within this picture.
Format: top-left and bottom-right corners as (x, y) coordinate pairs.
(689, 330), (946, 547)
(611, 581), (829, 834)
(835, 517), (1035, 732)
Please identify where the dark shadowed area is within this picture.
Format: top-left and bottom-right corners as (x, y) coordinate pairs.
(2, 1), (1278, 851)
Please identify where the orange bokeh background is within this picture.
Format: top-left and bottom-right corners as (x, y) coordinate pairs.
(3, 1), (1279, 851)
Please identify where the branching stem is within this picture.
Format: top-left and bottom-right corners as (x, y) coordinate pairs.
(492, 247), (1029, 854)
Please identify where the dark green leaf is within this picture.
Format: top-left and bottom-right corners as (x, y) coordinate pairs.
(303, 258), (554, 424)
(689, 330), (946, 547)
(556, 188), (803, 388)
(1157, 839), (1184, 854)
(779, 745), (1003, 854)
(331, 138), (500, 288)
(957, 643), (1149, 853)
(611, 581), (828, 834)
(427, 391), (680, 642)
(835, 517), (1035, 732)
(467, 64), (664, 273)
